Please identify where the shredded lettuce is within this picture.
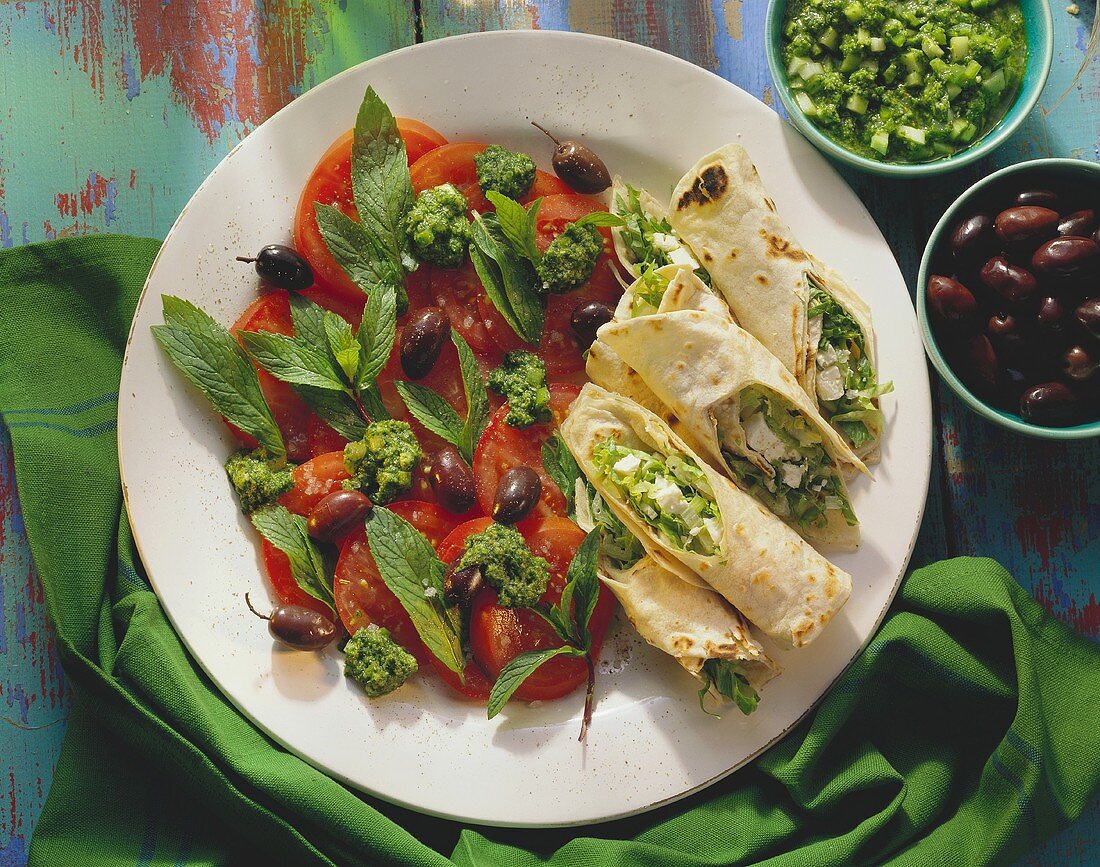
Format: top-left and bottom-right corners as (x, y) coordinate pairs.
(592, 438), (722, 557)
(808, 280), (893, 449)
(586, 484), (647, 570)
(629, 265), (671, 317)
(614, 183), (711, 286)
(725, 387), (856, 530)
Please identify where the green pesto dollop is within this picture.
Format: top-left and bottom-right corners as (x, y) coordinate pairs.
(487, 351), (551, 428)
(459, 522), (550, 609)
(474, 144), (536, 201)
(781, 0), (1027, 163)
(343, 626), (418, 697)
(343, 420), (422, 505)
(224, 448), (294, 513)
(537, 222), (603, 294)
(404, 183), (471, 269)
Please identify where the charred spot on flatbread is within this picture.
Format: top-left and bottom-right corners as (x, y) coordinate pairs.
(702, 251), (713, 263)
(755, 274), (769, 286)
(676, 164), (729, 210)
(729, 249), (739, 260)
(760, 229), (803, 261)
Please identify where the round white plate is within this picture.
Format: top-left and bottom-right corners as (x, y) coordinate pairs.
(119, 31), (931, 828)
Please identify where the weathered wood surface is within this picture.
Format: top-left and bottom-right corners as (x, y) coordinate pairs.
(1, 1), (1096, 864)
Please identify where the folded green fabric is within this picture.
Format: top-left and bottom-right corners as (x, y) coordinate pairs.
(2, 236), (1098, 867)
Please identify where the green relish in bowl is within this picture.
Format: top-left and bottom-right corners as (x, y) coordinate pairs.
(780, 0), (1027, 164)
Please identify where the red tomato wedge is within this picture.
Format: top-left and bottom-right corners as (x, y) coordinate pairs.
(261, 539), (331, 617)
(478, 194), (622, 377)
(472, 383), (581, 519)
(292, 120), (447, 310)
(333, 501), (461, 664)
(277, 451), (349, 517)
(461, 517), (615, 702)
(228, 291), (342, 462)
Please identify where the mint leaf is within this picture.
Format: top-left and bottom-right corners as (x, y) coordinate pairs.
(238, 330), (347, 391)
(324, 311), (359, 381)
(365, 507), (464, 677)
(470, 213), (543, 345)
(574, 211), (625, 229)
(487, 645), (580, 719)
(351, 87), (416, 275)
(313, 202), (406, 308)
(287, 293), (330, 348)
(542, 432), (583, 517)
(360, 383), (391, 422)
(152, 296), (285, 464)
(297, 386), (366, 441)
(395, 381), (465, 444)
(698, 658), (759, 717)
(250, 505), (334, 610)
(557, 529), (601, 648)
(486, 191), (541, 266)
(453, 331), (489, 463)
(356, 283), (397, 393)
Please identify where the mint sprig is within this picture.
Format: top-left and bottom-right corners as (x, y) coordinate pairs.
(250, 505), (334, 611)
(395, 331), (488, 463)
(152, 296), (286, 464)
(541, 432), (583, 517)
(487, 529), (604, 741)
(697, 658), (760, 717)
(469, 212), (544, 345)
(365, 507), (465, 677)
(486, 191), (542, 267)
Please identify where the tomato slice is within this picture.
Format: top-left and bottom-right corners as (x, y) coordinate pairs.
(428, 654), (494, 701)
(228, 291), (342, 462)
(293, 121), (447, 310)
(261, 539), (331, 617)
(277, 451), (349, 516)
(332, 501), (461, 662)
(468, 517), (616, 702)
(472, 383), (581, 519)
(479, 194), (622, 377)
(423, 261), (502, 361)
(436, 517), (495, 565)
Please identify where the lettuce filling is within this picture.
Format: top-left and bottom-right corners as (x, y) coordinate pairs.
(613, 183), (711, 286)
(722, 386), (857, 530)
(592, 439), (723, 557)
(808, 279), (893, 450)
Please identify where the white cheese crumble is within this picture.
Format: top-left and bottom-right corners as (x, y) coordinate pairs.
(816, 364), (846, 402)
(743, 412), (797, 463)
(612, 453), (642, 475)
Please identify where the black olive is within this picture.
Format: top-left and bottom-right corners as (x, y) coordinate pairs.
(429, 446), (476, 514)
(237, 245), (314, 291)
(532, 122), (611, 194)
(442, 561), (484, 608)
(307, 490), (372, 542)
(492, 466), (542, 524)
(400, 307), (450, 379)
(570, 300), (614, 348)
(245, 593), (335, 650)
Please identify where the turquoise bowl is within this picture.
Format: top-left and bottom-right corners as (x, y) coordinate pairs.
(764, 0), (1053, 178)
(917, 158), (1100, 440)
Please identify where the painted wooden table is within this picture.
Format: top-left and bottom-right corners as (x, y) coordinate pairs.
(0, 2), (1097, 864)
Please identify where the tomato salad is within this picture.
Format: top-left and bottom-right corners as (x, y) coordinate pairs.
(153, 85), (628, 736)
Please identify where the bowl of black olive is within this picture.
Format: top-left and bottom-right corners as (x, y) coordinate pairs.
(918, 158), (1100, 438)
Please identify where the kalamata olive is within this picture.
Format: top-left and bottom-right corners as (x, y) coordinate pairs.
(492, 466), (542, 524)
(1075, 298), (1100, 340)
(442, 561), (484, 608)
(993, 206), (1060, 246)
(236, 244), (314, 291)
(951, 213), (997, 263)
(927, 275), (978, 321)
(307, 489), (372, 542)
(429, 446), (476, 514)
(979, 256), (1038, 302)
(1036, 295), (1068, 342)
(245, 593), (336, 650)
(532, 122), (611, 194)
(1058, 209), (1097, 238)
(1031, 236), (1100, 279)
(965, 334), (998, 391)
(986, 312), (1018, 337)
(400, 307), (450, 379)
(1063, 345), (1099, 381)
(1015, 189), (1060, 209)
(1019, 382), (1079, 426)
(570, 300), (614, 347)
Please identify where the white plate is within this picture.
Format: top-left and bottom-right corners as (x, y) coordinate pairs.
(119, 31), (931, 828)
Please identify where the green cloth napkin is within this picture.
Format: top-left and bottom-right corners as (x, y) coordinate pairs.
(2, 235), (1098, 867)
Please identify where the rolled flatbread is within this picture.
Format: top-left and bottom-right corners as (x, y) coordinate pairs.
(599, 309), (865, 550)
(561, 384), (851, 647)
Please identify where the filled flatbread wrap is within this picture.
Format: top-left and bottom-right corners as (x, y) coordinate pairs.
(666, 145), (890, 459)
(561, 384), (851, 647)
(599, 309), (865, 550)
(573, 481), (778, 706)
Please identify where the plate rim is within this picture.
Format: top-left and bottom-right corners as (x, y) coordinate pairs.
(118, 29), (931, 828)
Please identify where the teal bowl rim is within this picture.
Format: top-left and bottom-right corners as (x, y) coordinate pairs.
(916, 158), (1100, 440)
(764, 0), (1054, 178)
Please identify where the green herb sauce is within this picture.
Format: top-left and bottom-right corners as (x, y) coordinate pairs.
(781, 0), (1027, 163)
